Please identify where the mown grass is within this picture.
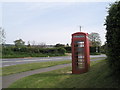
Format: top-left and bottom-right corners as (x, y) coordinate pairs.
(9, 59), (119, 88)
(1, 60), (71, 76)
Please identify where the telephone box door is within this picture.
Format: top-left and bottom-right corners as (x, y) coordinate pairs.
(76, 41), (85, 69)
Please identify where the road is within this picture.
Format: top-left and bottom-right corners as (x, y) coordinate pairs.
(1, 54), (106, 67)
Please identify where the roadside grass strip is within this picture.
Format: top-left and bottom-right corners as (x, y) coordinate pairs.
(9, 59), (119, 88)
(1, 60), (71, 76)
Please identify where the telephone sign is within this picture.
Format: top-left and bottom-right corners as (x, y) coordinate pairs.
(71, 32), (90, 74)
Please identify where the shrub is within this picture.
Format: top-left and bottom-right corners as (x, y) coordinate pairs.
(90, 46), (101, 54)
(57, 47), (66, 55)
(64, 46), (71, 53)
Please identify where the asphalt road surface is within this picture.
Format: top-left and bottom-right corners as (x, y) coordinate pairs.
(1, 54), (106, 67)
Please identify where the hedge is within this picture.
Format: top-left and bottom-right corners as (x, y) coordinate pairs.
(2, 47), (66, 58)
(105, 1), (120, 77)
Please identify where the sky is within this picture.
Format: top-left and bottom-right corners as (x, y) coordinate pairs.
(0, 0), (117, 45)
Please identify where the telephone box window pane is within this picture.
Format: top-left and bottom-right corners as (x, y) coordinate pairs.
(78, 41), (84, 47)
(78, 59), (84, 62)
(78, 56), (82, 58)
(78, 49), (84, 56)
(78, 55), (84, 59)
(78, 63), (85, 69)
(78, 56), (83, 58)
(77, 48), (83, 52)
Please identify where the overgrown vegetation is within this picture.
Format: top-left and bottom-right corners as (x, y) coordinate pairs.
(105, 1), (120, 78)
(9, 60), (119, 88)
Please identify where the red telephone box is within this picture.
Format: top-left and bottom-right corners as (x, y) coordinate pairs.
(71, 32), (90, 74)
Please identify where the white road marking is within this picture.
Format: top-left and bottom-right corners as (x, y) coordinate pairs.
(3, 65), (10, 67)
(54, 58), (62, 59)
(2, 58), (63, 63)
(2, 59), (52, 63)
(2, 61), (13, 63)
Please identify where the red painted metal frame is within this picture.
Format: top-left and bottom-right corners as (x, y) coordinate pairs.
(71, 32), (90, 74)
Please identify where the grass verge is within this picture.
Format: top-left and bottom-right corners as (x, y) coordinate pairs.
(9, 59), (119, 88)
(1, 60), (71, 76)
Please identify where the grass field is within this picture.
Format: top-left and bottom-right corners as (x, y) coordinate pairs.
(1, 60), (71, 76)
(9, 59), (119, 88)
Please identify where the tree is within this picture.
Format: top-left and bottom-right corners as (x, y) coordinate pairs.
(14, 39), (25, 47)
(27, 41), (31, 47)
(31, 40), (36, 47)
(66, 43), (69, 47)
(38, 42), (46, 48)
(54, 43), (65, 47)
(105, 1), (120, 77)
(101, 42), (107, 54)
(88, 32), (101, 47)
(0, 27), (6, 45)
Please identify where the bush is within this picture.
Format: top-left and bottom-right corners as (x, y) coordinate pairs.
(101, 44), (107, 54)
(57, 47), (66, 55)
(90, 46), (101, 55)
(2, 47), (13, 54)
(64, 46), (71, 53)
(105, 1), (120, 77)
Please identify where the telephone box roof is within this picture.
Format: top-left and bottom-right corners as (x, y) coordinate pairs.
(72, 32), (88, 36)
